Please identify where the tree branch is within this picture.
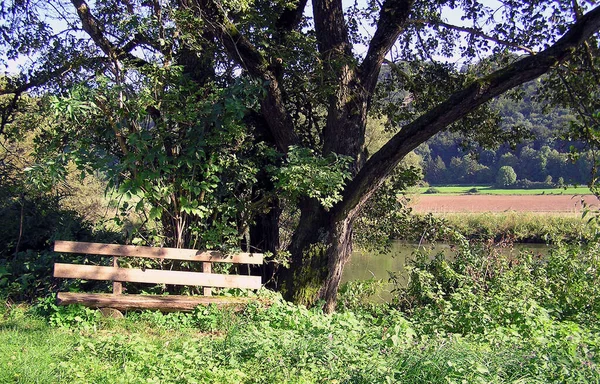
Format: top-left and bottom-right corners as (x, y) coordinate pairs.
(359, 0), (413, 93)
(312, 0), (351, 57)
(410, 18), (536, 55)
(275, 0), (309, 35)
(337, 4), (600, 220)
(0, 57), (108, 134)
(0, 62), (81, 96)
(185, 0), (299, 152)
(314, 0), (361, 163)
(71, 0), (150, 68)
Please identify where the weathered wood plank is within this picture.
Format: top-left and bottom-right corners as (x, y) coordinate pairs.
(54, 264), (262, 289)
(54, 241), (263, 264)
(203, 262), (212, 296)
(112, 256), (122, 295)
(56, 292), (254, 312)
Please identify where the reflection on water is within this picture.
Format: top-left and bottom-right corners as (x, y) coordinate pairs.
(341, 241), (550, 302)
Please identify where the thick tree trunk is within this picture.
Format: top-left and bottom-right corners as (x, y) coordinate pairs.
(280, 197), (360, 312)
(280, 198), (330, 305)
(318, 213), (355, 313)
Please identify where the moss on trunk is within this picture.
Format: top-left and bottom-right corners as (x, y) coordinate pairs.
(282, 241), (329, 306)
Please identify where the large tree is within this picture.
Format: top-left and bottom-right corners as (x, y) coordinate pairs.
(2, 0), (600, 312)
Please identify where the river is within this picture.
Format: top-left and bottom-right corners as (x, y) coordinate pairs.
(341, 241), (550, 301)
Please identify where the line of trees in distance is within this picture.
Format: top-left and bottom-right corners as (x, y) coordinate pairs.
(416, 81), (595, 187)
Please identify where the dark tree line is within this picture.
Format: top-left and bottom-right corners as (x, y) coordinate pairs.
(420, 80), (596, 186)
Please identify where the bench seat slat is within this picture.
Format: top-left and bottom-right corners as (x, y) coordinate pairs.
(54, 241), (263, 265)
(57, 292), (253, 312)
(54, 263), (262, 289)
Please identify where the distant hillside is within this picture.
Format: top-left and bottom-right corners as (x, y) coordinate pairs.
(417, 81), (592, 187)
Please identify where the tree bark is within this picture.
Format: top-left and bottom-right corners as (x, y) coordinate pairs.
(280, 197), (361, 311)
(280, 198), (330, 305)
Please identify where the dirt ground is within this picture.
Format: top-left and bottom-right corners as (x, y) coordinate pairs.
(411, 194), (599, 213)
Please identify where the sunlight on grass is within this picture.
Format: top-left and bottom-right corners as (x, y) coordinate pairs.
(420, 185), (593, 195)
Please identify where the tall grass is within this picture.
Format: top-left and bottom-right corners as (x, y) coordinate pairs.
(409, 212), (593, 243)
(2, 296), (599, 383)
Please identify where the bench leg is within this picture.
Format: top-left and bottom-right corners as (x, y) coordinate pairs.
(203, 262), (212, 296)
(113, 256), (123, 294)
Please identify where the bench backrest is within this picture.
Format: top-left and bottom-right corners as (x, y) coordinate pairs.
(53, 241), (263, 294)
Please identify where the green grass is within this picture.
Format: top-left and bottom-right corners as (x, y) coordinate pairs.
(2, 285), (600, 383)
(3, 240), (600, 383)
(420, 185), (593, 195)
(0, 306), (74, 383)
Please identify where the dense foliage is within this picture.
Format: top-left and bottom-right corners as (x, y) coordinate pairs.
(419, 82), (597, 186)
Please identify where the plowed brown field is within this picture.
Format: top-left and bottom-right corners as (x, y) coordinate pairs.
(412, 194), (599, 213)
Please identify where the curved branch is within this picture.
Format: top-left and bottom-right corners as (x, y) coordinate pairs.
(336, 4), (600, 220)
(410, 18), (536, 55)
(71, 0), (150, 68)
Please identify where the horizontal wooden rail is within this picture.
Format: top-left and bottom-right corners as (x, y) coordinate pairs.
(54, 241), (263, 264)
(56, 292), (254, 312)
(54, 264), (262, 289)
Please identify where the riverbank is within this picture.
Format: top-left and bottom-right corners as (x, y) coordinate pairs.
(393, 211), (594, 244)
(3, 240), (599, 383)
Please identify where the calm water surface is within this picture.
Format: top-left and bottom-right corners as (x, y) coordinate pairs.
(341, 241), (550, 301)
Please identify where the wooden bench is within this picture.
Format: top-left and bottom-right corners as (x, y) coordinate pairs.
(53, 240), (263, 312)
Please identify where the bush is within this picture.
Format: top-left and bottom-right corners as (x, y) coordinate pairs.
(424, 187), (441, 194)
(495, 165), (517, 187)
(513, 178), (557, 189)
(393, 235), (600, 334)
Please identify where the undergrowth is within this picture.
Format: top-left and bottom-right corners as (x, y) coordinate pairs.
(404, 212), (593, 243)
(2, 237), (600, 383)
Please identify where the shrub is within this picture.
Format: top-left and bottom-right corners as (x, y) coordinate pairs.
(495, 165), (517, 187)
(393, 235), (600, 334)
(513, 178), (557, 189)
(424, 187), (441, 194)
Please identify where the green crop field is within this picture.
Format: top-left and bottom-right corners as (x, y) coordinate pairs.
(420, 185), (593, 195)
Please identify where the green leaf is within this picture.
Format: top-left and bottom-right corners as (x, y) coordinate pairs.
(149, 206), (162, 220)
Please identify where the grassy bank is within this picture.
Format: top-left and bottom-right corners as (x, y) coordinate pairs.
(419, 185), (592, 195)
(427, 212), (594, 243)
(3, 240), (600, 383)
(397, 212), (594, 243)
(2, 297), (599, 383)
